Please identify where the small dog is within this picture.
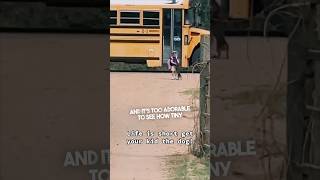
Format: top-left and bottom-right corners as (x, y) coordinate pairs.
(177, 72), (182, 80)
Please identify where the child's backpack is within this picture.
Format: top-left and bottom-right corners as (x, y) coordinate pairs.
(171, 55), (178, 65)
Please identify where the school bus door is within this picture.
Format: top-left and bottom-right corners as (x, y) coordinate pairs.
(162, 9), (182, 65)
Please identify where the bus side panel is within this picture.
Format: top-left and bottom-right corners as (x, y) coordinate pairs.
(111, 42), (161, 59)
(186, 28), (210, 65)
(182, 26), (190, 67)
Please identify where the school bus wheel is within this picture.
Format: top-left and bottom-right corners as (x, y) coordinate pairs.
(190, 46), (201, 66)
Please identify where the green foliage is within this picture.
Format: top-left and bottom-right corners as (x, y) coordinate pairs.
(165, 154), (210, 180)
(199, 0), (210, 30)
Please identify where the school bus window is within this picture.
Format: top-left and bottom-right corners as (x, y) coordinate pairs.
(143, 11), (160, 26)
(184, 9), (194, 26)
(110, 11), (117, 25)
(120, 11), (140, 25)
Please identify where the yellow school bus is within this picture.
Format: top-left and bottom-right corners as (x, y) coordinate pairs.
(110, 0), (209, 67)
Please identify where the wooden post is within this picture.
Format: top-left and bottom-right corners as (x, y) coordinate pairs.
(199, 34), (210, 155)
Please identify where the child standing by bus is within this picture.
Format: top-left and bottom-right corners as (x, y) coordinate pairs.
(167, 51), (180, 80)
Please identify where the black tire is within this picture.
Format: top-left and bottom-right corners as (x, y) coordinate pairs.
(190, 47), (201, 66)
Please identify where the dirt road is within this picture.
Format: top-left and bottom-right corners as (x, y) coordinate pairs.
(110, 72), (200, 180)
